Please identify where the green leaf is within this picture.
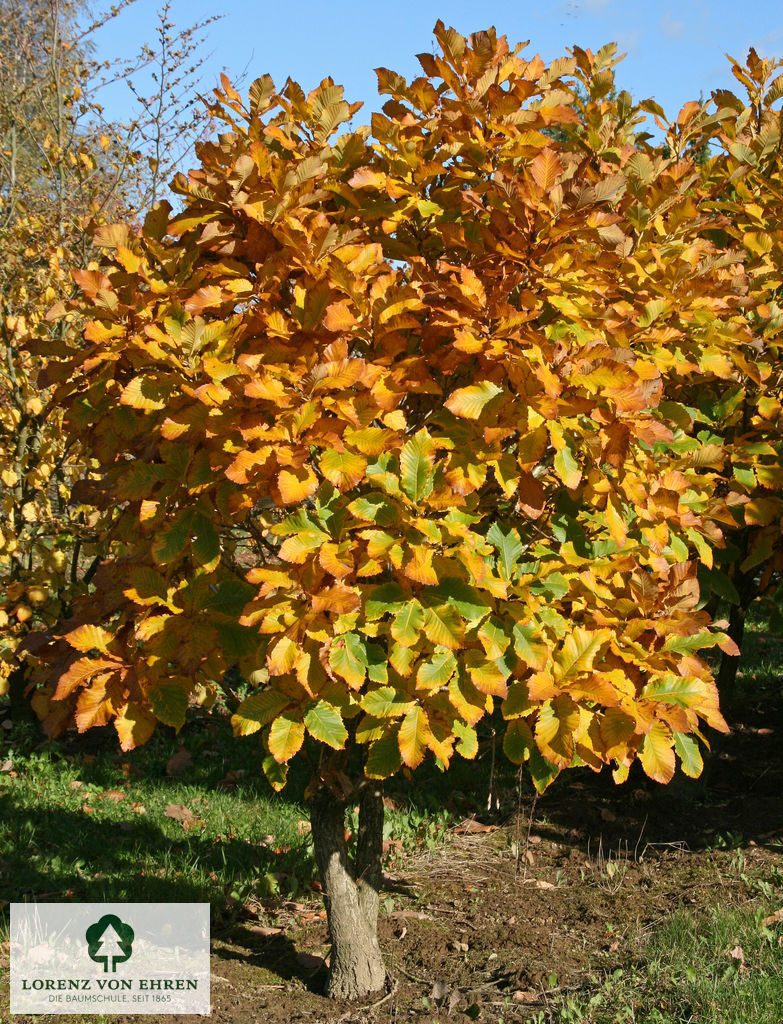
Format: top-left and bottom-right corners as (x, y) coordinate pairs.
(262, 754), (288, 791)
(366, 728), (403, 779)
(553, 446), (582, 489)
(673, 732), (704, 779)
(487, 522), (524, 579)
(416, 649), (457, 691)
(391, 600), (425, 646)
(329, 633), (368, 689)
(453, 720), (478, 759)
(364, 582), (408, 620)
(528, 746), (560, 793)
(641, 675), (708, 708)
(151, 512), (193, 565)
(148, 683), (189, 729)
(191, 512), (220, 569)
(304, 700), (348, 749)
(512, 621), (548, 670)
(422, 579), (491, 625)
(361, 687), (415, 718)
(422, 604), (464, 649)
(232, 691), (291, 737)
(348, 493), (399, 526)
(503, 718), (534, 764)
(399, 429), (436, 503)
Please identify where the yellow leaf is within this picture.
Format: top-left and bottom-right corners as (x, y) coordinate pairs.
(64, 624), (114, 653)
(276, 465), (318, 504)
(639, 721), (675, 783)
(115, 702), (157, 751)
(268, 713), (306, 763)
(398, 707), (431, 768)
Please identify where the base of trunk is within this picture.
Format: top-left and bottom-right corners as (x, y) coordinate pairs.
(325, 928), (386, 1001)
(309, 782), (387, 1000)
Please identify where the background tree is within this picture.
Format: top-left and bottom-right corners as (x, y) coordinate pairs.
(24, 25), (782, 1001)
(0, 0), (217, 710)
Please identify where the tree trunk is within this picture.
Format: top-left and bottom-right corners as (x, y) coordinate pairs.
(308, 783), (386, 1000)
(7, 661), (35, 722)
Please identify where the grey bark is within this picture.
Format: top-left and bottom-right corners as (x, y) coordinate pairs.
(308, 783), (386, 1000)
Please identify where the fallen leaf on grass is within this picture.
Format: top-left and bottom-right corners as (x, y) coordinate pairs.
(68, 780), (84, 790)
(296, 820), (311, 835)
(761, 909), (783, 928)
(166, 747), (192, 776)
(512, 990), (539, 1003)
(130, 802), (146, 814)
(0, 760), (13, 773)
(165, 803), (194, 821)
(247, 925), (283, 937)
(522, 878), (555, 890)
(95, 790), (126, 802)
(459, 818), (499, 834)
(182, 817), (207, 832)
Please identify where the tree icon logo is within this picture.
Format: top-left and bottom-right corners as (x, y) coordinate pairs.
(85, 915), (134, 973)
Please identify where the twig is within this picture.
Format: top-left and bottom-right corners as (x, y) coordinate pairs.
(522, 791), (538, 883)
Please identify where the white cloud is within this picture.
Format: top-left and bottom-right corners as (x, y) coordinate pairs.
(661, 13), (686, 39)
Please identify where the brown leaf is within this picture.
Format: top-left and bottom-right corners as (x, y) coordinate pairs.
(761, 909), (783, 928)
(247, 925), (283, 937)
(166, 747), (193, 776)
(165, 803), (194, 821)
(459, 818), (499, 834)
(182, 817), (207, 831)
(95, 790), (126, 802)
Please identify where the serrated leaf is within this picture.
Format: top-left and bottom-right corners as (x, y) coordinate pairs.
(115, 703), (157, 751)
(445, 381), (503, 419)
(268, 712), (306, 763)
(453, 720), (478, 759)
(553, 446), (581, 489)
(416, 649), (457, 691)
(487, 522), (524, 579)
(503, 718), (535, 764)
(398, 706), (431, 768)
(555, 628), (609, 681)
(391, 600), (425, 646)
(399, 429), (436, 503)
(320, 449), (368, 491)
(361, 686), (415, 718)
(639, 721), (675, 783)
(232, 691), (291, 736)
(148, 683), (189, 729)
(329, 633), (367, 689)
(304, 700), (348, 748)
(673, 732), (704, 779)
(422, 604), (464, 649)
(366, 729), (403, 779)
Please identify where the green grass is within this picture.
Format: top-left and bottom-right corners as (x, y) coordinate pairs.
(526, 891), (783, 1024)
(0, 709), (464, 933)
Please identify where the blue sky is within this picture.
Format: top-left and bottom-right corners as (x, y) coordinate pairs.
(93, 0), (783, 128)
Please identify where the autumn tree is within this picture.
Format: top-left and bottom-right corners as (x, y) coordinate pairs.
(25, 25), (783, 999)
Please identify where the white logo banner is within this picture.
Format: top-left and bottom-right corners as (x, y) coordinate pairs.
(10, 903), (210, 1014)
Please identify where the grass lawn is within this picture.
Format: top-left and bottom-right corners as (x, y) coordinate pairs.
(1, 615), (782, 1023)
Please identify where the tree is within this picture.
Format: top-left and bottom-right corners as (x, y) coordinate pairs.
(0, 0), (218, 710)
(28, 25), (776, 1000)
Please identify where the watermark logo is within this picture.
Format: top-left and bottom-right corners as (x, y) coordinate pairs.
(85, 914), (134, 972)
(11, 903), (210, 1015)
